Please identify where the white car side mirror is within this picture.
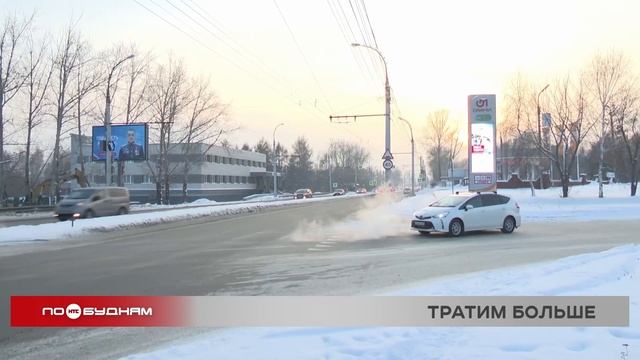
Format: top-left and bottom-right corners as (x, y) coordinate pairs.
(465, 204), (474, 211)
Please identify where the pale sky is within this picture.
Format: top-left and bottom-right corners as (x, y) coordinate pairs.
(3, 0), (640, 173)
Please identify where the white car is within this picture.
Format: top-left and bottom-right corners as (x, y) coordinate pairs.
(411, 192), (521, 237)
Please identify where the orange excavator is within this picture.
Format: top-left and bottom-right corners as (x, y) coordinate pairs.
(30, 168), (89, 204)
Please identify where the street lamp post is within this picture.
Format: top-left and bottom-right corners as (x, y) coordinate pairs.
(398, 117), (415, 196)
(272, 123), (284, 197)
(105, 54), (135, 186)
(351, 43), (391, 183)
(536, 84), (549, 188)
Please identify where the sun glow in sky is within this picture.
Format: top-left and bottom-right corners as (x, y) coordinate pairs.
(3, 0), (640, 172)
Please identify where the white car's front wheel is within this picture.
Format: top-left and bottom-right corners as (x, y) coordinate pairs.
(501, 216), (516, 234)
(449, 219), (464, 237)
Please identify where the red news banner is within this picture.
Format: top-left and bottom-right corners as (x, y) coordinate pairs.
(11, 296), (188, 327)
(11, 295), (629, 327)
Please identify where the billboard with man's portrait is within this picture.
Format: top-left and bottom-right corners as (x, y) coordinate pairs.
(92, 123), (148, 161)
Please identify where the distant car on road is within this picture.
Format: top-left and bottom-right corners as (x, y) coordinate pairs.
(411, 193), (520, 237)
(55, 187), (130, 221)
(295, 188), (313, 199)
(333, 188), (345, 196)
(356, 188), (367, 194)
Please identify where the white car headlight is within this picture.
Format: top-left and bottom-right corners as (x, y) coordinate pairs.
(436, 212), (449, 218)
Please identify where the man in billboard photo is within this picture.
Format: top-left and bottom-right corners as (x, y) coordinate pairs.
(118, 129), (145, 161)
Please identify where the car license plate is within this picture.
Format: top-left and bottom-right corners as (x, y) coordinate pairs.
(414, 221), (425, 226)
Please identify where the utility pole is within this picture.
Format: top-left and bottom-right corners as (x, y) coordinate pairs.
(351, 43), (392, 183)
(328, 154), (332, 193)
(398, 117), (415, 196)
(104, 54), (134, 186)
(272, 123), (284, 197)
(536, 84), (549, 188)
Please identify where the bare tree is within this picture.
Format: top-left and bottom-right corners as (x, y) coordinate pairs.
(0, 14), (32, 203)
(513, 74), (597, 197)
(589, 50), (628, 197)
(178, 76), (229, 202)
(609, 81), (640, 195)
(147, 57), (189, 204)
(424, 109), (453, 182)
(116, 46), (152, 186)
(447, 125), (464, 182)
(22, 30), (53, 200)
(73, 40), (101, 176)
(501, 72), (536, 179)
(50, 23), (85, 199)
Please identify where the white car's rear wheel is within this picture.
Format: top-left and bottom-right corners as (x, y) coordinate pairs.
(449, 219), (464, 237)
(501, 216), (516, 234)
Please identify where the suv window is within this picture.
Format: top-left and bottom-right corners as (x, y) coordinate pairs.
(497, 194), (510, 204)
(462, 195), (483, 209)
(109, 188), (128, 197)
(481, 194), (501, 206)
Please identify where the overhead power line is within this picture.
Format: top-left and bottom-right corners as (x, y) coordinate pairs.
(180, 0), (332, 114)
(332, 0), (380, 86)
(134, 0), (328, 120)
(359, 0), (379, 49)
(325, 0), (375, 88)
(272, 0), (335, 113)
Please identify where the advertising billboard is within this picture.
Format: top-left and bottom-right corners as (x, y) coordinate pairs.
(92, 123), (148, 161)
(468, 95), (497, 192)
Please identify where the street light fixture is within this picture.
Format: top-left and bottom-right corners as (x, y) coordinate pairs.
(105, 54), (135, 186)
(272, 123), (285, 197)
(398, 117), (415, 196)
(351, 42), (392, 183)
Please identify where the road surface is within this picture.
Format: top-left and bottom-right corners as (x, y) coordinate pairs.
(1, 194), (638, 359)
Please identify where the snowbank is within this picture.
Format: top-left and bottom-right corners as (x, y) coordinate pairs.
(0, 194), (371, 244)
(123, 244), (640, 360)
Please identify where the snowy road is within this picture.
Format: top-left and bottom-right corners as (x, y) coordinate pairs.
(1, 193), (639, 359)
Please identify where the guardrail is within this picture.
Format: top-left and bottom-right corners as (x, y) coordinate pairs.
(0, 192), (376, 224)
(0, 205), (55, 214)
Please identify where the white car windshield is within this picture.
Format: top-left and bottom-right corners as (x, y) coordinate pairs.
(430, 195), (468, 207)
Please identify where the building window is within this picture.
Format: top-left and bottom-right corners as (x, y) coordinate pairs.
(132, 175), (144, 184)
(222, 175), (227, 183)
(222, 157), (228, 164)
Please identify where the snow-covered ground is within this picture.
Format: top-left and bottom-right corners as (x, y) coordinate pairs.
(0, 194), (369, 245)
(124, 244), (640, 360)
(290, 182), (640, 242)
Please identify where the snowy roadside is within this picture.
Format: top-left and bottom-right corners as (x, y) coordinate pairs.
(287, 182), (640, 243)
(123, 244), (640, 360)
(0, 193), (371, 245)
